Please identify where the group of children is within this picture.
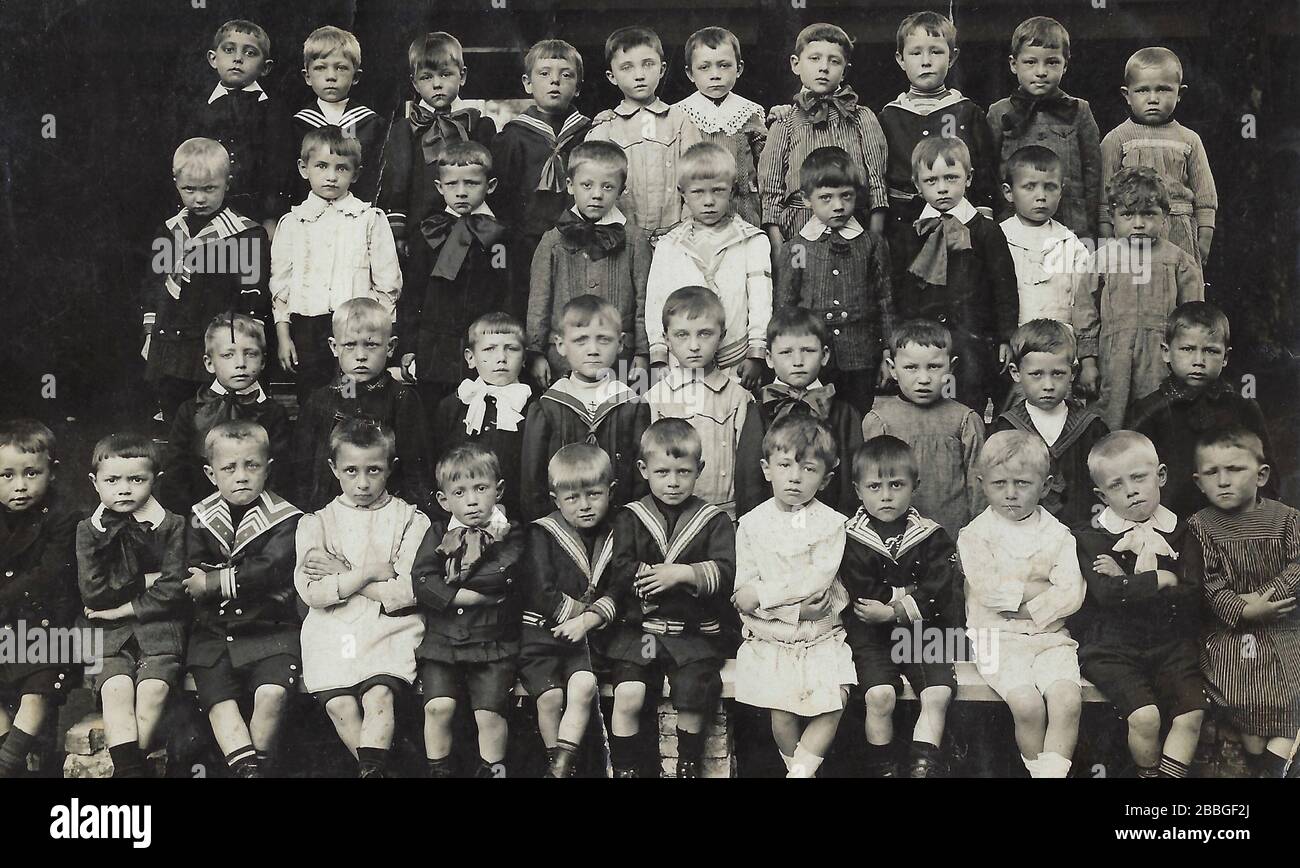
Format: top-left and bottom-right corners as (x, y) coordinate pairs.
(0, 11), (1295, 779)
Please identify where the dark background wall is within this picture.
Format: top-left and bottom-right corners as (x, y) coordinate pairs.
(1, 0), (1297, 500)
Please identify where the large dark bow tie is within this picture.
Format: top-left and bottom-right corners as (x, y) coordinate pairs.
(409, 104), (475, 164)
(194, 386), (261, 429)
(420, 211), (505, 281)
(909, 213), (972, 286)
(556, 211), (625, 261)
(794, 86), (860, 126)
(92, 511), (158, 595)
(437, 525), (496, 585)
(761, 382), (836, 420)
(1002, 90), (1079, 139)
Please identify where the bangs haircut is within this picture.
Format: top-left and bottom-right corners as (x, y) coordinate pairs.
(978, 430), (1050, 479)
(332, 297), (391, 339)
(1087, 431), (1160, 484)
(795, 23), (853, 58)
(303, 25), (361, 67)
(853, 435), (919, 484)
(300, 125), (364, 168)
(1125, 46), (1184, 85)
(436, 442), (501, 491)
(605, 25), (664, 65)
(557, 294), (622, 335)
(1166, 301), (1230, 346)
(767, 307), (827, 348)
(212, 19), (270, 56)
(911, 136), (971, 178)
(204, 311), (266, 353)
(1003, 144), (1061, 185)
(329, 416), (396, 462)
(1010, 16), (1070, 61)
(763, 414), (838, 469)
(1010, 318), (1077, 365)
(173, 137), (230, 179)
(90, 433), (160, 475)
(662, 285), (725, 331)
(678, 141), (736, 187)
(1106, 166), (1170, 213)
(0, 419), (57, 464)
(409, 32), (464, 74)
(466, 312), (525, 349)
(568, 140), (628, 185)
(685, 26), (742, 67)
(436, 140), (492, 175)
(896, 11), (956, 52)
(799, 146), (863, 195)
(523, 38), (584, 81)
(889, 319), (952, 354)
(1195, 426), (1266, 466)
(640, 418), (702, 463)
(548, 443), (613, 493)
(203, 419), (270, 463)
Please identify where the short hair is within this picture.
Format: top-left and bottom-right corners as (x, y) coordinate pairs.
(605, 25), (664, 65)
(853, 435), (919, 484)
(799, 146), (864, 195)
(299, 125), (364, 168)
(556, 294), (622, 336)
(1010, 16), (1070, 62)
(977, 430), (1050, 478)
(1125, 46), (1184, 86)
(203, 419), (270, 463)
(328, 416), (396, 462)
(795, 23), (853, 58)
(173, 137), (230, 179)
(1010, 318), (1077, 365)
(678, 141), (737, 187)
(1166, 301), (1231, 346)
(911, 136), (971, 178)
(640, 418), (702, 463)
(332, 297), (391, 338)
(409, 32), (465, 74)
(1003, 144), (1062, 186)
(896, 11), (956, 53)
(435, 140), (492, 177)
(767, 307), (828, 349)
(567, 140), (628, 186)
(523, 38), (584, 81)
(303, 25), (361, 68)
(662, 286), (725, 331)
(1106, 166), (1170, 214)
(204, 311), (266, 354)
(762, 414), (838, 469)
(466, 312), (525, 350)
(212, 19), (270, 57)
(889, 319), (952, 354)
(548, 443), (613, 493)
(1087, 431), (1161, 483)
(0, 419), (56, 464)
(1195, 426), (1266, 466)
(436, 442), (501, 491)
(685, 26), (743, 67)
(90, 433), (160, 475)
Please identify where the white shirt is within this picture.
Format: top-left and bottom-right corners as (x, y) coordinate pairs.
(316, 98), (348, 125)
(1000, 216), (1095, 326)
(1026, 400), (1068, 446)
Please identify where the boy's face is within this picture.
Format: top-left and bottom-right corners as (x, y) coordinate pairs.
(551, 480), (612, 530)
(1194, 444), (1268, 515)
(681, 174), (734, 226)
(175, 168), (229, 218)
(436, 473), (503, 528)
(204, 330), (265, 391)
(435, 164), (496, 215)
(607, 44), (665, 105)
(203, 438), (269, 507)
(1122, 64), (1184, 126)
(304, 50), (358, 104)
(298, 147), (357, 200)
(1092, 453), (1165, 524)
(330, 324), (396, 383)
(1010, 350), (1074, 411)
(687, 43), (742, 101)
(1010, 44), (1066, 97)
(665, 313), (723, 371)
(767, 332), (828, 389)
(638, 450), (701, 506)
(790, 40), (848, 95)
(896, 29), (955, 92)
(89, 457), (156, 514)
(328, 443), (392, 508)
(0, 446), (52, 513)
(556, 317), (622, 382)
(979, 458), (1049, 522)
(523, 56), (580, 114)
(807, 184), (857, 228)
(1002, 165), (1062, 226)
(1110, 201), (1167, 240)
(1163, 325), (1227, 389)
(208, 32), (270, 88)
(761, 448), (831, 509)
(854, 465), (916, 523)
(915, 156), (970, 212)
(567, 162), (624, 221)
(414, 63), (466, 108)
(888, 341), (950, 405)
(464, 331), (525, 386)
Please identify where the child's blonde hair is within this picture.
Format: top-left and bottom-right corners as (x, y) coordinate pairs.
(409, 32), (465, 74)
(911, 136), (971, 179)
(978, 430), (1050, 479)
(203, 419), (270, 464)
(173, 137), (230, 180)
(640, 418), (702, 463)
(567, 140), (628, 186)
(212, 19), (270, 57)
(556, 294), (621, 337)
(895, 11), (955, 53)
(1106, 166), (1171, 214)
(762, 414), (838, 470)
(304, 25), (361, 67)
(436, 442), (501, 492)
(1086, 431), (1161, 484)
(1194, 426), (1266, 467)
(1124, 46), (1183, 86)
(332, 297), (391, 338)
(662, 285), (725, 331)
(678, 141), (737, 188)
(1009, 318), (1077, 366)
(203, 311), (267, 354)
(466, 312), (525, 351)
(548, 443), (613, 494)
(299, 125), (364, 168)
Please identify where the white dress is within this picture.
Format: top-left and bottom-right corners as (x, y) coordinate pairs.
(733, 498), (857, 715)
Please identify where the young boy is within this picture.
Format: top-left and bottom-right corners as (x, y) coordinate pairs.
(991, 319), (1109, 529)
(840, 435), (964, 778)
(676, 27), (766, 227)
(958, 430), (1085, 778)
(271, 125), (402, 406)
(77, 434), (188, 777)
(1073, 431), (1205, 778)
(158, 313), (291, 516)
(520, 295), (651, 521)
(646, 142), (773, 389)
(987, 17), (1102, 237)
(604, 419), (736, 777)
(0, 421), (80, 778)
(1127, 302), (1272, 517)
(145, 137), (271, 422)
(518, 444), (613, 778)
(775, 145), (894, 413)
(646, 286), (764, 521)
(1187, 427), (1300, 777)
(1100, 47), (1217, 266)
(184, 420), (302, 778)
(396, 141), (512, 408)
(863, 320), (985, 538)
(894, 137), (1019, 414)
(411, 443), (524, 778)
(293, 298), (433, 514)
(294, 417), (430, 778)
(527, 140), (651, 386)
(759, 307), (863, 516)
(429, 313), (534, 522)
(758, 23), (887, 245)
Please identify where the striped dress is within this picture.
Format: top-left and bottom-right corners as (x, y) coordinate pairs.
(1188, 499), (1300, 736)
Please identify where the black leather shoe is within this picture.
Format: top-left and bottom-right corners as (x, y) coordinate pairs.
(676, 758), (700, 779)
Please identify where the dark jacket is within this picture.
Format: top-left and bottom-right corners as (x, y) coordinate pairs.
(0, 497), (82, 677)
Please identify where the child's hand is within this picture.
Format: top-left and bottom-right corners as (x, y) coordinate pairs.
(1092, 555), (1124, 577)
(852, 598), (895, 624)
(593, 108), (617, 125)
(800, 589), (834, 621)
(399, 353), (417, 383)
(732, 584), (760, 615)
(453, 588), (499, 607)
(553, 613), (597, 643)
(396, 239), (409, 260)
(1077, 358), (1099, 397)
(1197, 227), (1213, 265)
(1021, 578), (1052, 602)
(767, 104), (793, 124)
(302, 549), (352, 581)
(84, 604), (132, 622)
(182, 566), (219, 600)
(262, 219), (277, 243)
(765, 224), (785, 255)
(530, 355), (553, 388)
(998, 343), (1012, 373)
(1156, 569), (1179, 589)
(277, 334), (298, 373)
(362, 561), (397, 586)
(635, 563), (694, 597)
(869, 210), (887, 235)
(738, 359), (764, 391)
(1240, 587), (1296, 622)
(877, 351), (893, 388)
(357, 584), (386, 603)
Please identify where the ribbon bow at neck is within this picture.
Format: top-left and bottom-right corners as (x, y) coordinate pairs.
(909, 213), (972, 286)
(794, 86), (861, 127)
(457, 378), (532, 435)
(194, 386), (262, 430)
(761, 382), (836, 421)
(409, 103), (473, 164)
(1002, 90), (1079, 139)
(437, 514), (507, 585)
(1112, 521), (1177, 574)
(420, 212), (505, 281)
(556, 211), (626, 261)
(93, 511), (158, 594)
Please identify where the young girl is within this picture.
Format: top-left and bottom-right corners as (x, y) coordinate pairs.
(732, 415), (855, 777)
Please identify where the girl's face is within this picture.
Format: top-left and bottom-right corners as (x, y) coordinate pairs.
(687, 43), (742, 101)
(414, 63), (465, 108)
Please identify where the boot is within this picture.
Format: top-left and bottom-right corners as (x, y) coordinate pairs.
(547, 745), (578, 779)
(675, 758), (700, 779)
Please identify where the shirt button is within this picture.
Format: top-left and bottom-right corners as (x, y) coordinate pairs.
(922, 130), (930, 136)
(226, 636), (234, 642)
(457, 608), (465, 615)
(833, 329), (841, 336)
(235, 608), (243, 615)
(4, 571), (12, 577)
(825, 312), (834, 321)
(41, 619), (50, 627)
(831, 269), (840, 276)
(937, 315), (947, 323)
(832, 299), (840, 305)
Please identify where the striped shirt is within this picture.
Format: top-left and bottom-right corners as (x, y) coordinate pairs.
(1099, 119), (1218, 230)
